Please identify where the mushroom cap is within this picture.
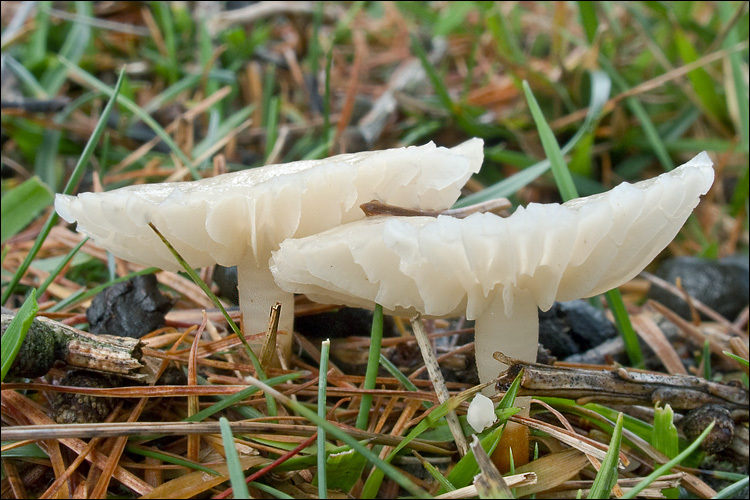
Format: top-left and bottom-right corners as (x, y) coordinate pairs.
(270, 152), (714, 319)
(55, 139), (482, 271)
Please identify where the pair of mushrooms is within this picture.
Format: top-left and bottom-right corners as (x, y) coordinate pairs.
(55, 139), (484, 359)
(57, 142), (714, 433)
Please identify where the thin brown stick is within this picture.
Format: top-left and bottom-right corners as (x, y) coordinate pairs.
(410, 315), (468, 456)
(187, 313), (208, 463)
(2, 421), (452, 454)
(361, 198), (510, 219)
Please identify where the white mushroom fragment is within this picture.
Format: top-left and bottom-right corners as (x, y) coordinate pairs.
(467, 393), (497, 433)
(55, 139), (483, 360)
(270, 151), (713, 397)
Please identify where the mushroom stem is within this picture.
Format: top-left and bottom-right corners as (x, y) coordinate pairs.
(237, 256), (294, 362)
(474, 289), (538, 469)
(474, 290), (539, 396)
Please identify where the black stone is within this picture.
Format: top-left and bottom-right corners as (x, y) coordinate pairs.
(87, 274), (172, 338)
(558, 300), (618, 350)
(538, 300), (618, 359)
(648, 255), (749, 321)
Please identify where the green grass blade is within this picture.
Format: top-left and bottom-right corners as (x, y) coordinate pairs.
(143, 73), (203, 115)
(673, 29), (726, 122)
(307, 1), (322, 81)
(582, 400), (654, 443)
(3, 55), (47, 98)
(486, 6), (524, 65)
(414, 451), (455, 492)
(522, 80), (577, 201)
(322, 47), (334, 147)
(605, 290), (644, 368)
(713, 476), (750, 499)
(34, 127), (61, 189)
(125, 444), (219, 476)
(2, 69), (125, 306)
(265, 96), (280, 162)
(622, 421), (715, 499)
(248, 481), (294, 499)
(578, 1), (598, 44)
(722, 350), (749, 368)
(653, 404), (680, 499)
(356, 304), (384, 430)
(588, 412), (624, 498)
(652, 405), (679, 459)
(379, 353), (432, 409)
(151, 2), (179, 84)
(1, 177), (54, 243)
(411, 33), (454, 113)
(219, 417), (251, 499)
(40, 1), (91, 95)
(600, 58), (674, 171)
(728, 164), (749, 217)
(718, 22), (750, 152)
(0, 441), (48, 459)
(146, 222), (278, 420)
(719, 3), (749, 153)
(456, 161), (552, 207)
(36, 237), (88, 297)
(27, 1), (51, 66)
(318, 339), (330, 498)
(317, 449), (368, 493)
(496, 366), (524, 411)
(191, 106), (253, 160)
(185, 373), (302, 423)
(1, 290), (38, 382)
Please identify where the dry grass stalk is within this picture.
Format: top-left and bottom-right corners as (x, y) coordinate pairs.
(410, 314), (469, 456)
(630, 312), (689, 375)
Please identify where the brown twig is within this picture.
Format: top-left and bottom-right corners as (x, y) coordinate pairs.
(494, 353), (749, 413)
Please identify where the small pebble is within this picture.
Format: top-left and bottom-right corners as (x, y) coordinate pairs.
(681, 404), (735, 454)
(87, 274), (172, 338)
(538, 300), (618, 359)
(648, 255), (749, 321)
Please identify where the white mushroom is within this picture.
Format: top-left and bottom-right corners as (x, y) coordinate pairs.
(270, 152), (714, 387)
(55, 139), (483, 359)
(467, 393), (497, 433)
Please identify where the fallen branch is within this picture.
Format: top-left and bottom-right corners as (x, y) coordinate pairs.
(2, 314), (147, 380)
(493, 353), (749, 416)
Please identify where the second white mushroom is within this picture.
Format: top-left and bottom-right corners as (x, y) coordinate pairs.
(271, 152), (714, 389)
